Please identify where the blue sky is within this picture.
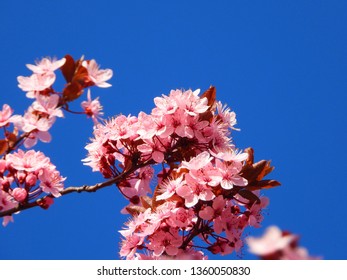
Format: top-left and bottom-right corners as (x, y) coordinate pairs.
(0, 0), (346, 260)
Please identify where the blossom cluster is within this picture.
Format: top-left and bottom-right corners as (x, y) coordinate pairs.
(84, 87), (279, 259)
(246, 226), (320, 260)
(0, 55), (112, 226)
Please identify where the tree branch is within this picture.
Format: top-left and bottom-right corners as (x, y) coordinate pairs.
(0, 161), (152, 218)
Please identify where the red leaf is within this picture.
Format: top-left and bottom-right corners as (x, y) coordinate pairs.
(140, 196), (152, 209)
(0, 139), (8, 155)
(62, 81), (84, 102)
(246, 180), (281, 191)
(201, 86), (216, 107)
(60, 55), (76, 83)
(125, 205), (146, 217)
(238, 189), (260, 204)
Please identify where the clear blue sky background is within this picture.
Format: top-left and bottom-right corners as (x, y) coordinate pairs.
(0, 1), (346, 260)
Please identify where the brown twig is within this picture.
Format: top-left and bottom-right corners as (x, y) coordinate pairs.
(0, 161), (153, 218)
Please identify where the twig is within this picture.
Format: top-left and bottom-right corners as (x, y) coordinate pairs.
(0, 161), (153, 218)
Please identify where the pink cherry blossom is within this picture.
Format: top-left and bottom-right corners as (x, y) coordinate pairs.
(216, 101), (238, 129)
(32, 94), (63, 118)
(176, 173), (215, 207)
(137, 137), (167, 163)
(6, 149), (50, 172)
(11, 188), (27, 202)
(147, 228), (183, 257)
(167, 207), (196, 228)
(246, 196), (269, 227)
(156, 176), (184, 201)
(215, 159), (247, 190)
(0, 104), (14, 127)
(181, 151), (212, 170)
(120, 234), (145, 259)
(81, 90), (104, 124)
(82, 59), (113, 88)
(38, 169), (65, 197)
(246, 226), (296, 256)
(26, 57), (66, 74)
(17, 72), (56, 98)
(0, 190), (17, 226)
(199, 195), (226, 220)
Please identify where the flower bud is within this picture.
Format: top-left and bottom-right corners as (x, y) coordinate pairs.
(12, 188), (27, 202)
(25, 173), (37, 187)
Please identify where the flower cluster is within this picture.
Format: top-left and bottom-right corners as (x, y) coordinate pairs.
(246, 226), (321, 260)
(84, 87), (280, 259)
(0, 55), (112, 226)
(0, 149), (65, 226)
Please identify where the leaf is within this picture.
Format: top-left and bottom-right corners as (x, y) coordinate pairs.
(62, 81), (84, 102)
(60, 54), (76, 83)
(244, 147), (254, 165)
(246, 180), (281, 191)
(125, 205), (146, 217)
(37, 197), (54, 210)
(238, 189), (260, 204)
(240, 148), (281, 191)
(0, 139), (8, 155)
(152, 184), (165, 210)
(241, 159), (276, 182)
(72, 64), (89, 84)
(201, 86), (216, 107)
(140, 196), (152, 209)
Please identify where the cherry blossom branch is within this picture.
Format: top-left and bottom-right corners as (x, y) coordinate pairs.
(0, 161), (153, 218)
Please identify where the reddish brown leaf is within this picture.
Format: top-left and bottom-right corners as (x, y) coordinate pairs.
(0, 139), (8, 155)
(62, 81), (84, 102)
(72, 64), (89, 85)
(152, 184), (165, 210)
(201, 86), (216, 107)
(140, 196), (152, 209)
(238, 189), (260, 204)
(246, 180), (281, 191)
(37, 197), (54, 210)
(60, 55), (76, 83)
(244, 147), (254, 165)
(125, 205), (146, 217)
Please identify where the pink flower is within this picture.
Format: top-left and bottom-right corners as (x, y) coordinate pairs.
(215, 159), (247, 190)
(11, 188), (27, 202)
(81, 90), (104, 124)
(12, 108), (55, 148)
(0, 190), (17, 226)
(137, 137), (167, 163)
(120, 234), (144, 259)
(246, 226), (296, 256)
(82, 59), (113, 88)
(176, 173), (215, 207)
(199, 195), (226, 220)
(38, 169), (65, 197)
(216, 101), (238, 129)
(26, 57), (66, 74)
(32, 94), (63, 118)
(156, 176), (184, 200)
(181, 151), (212, 170)
(167, 207), (197, 228)
(246, 196), (269, 227)
(0, 104), (14, 127)
(6, 149), (50, 172)
(148, 228), (183, 257)
(17, 72), (56, 98)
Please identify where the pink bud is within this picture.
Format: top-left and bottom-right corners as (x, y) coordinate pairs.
(12, 188), (27, 202)
(17, 171), (26, 183)
(0, 159), (6, 173)
(25, 173), (37, 187)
